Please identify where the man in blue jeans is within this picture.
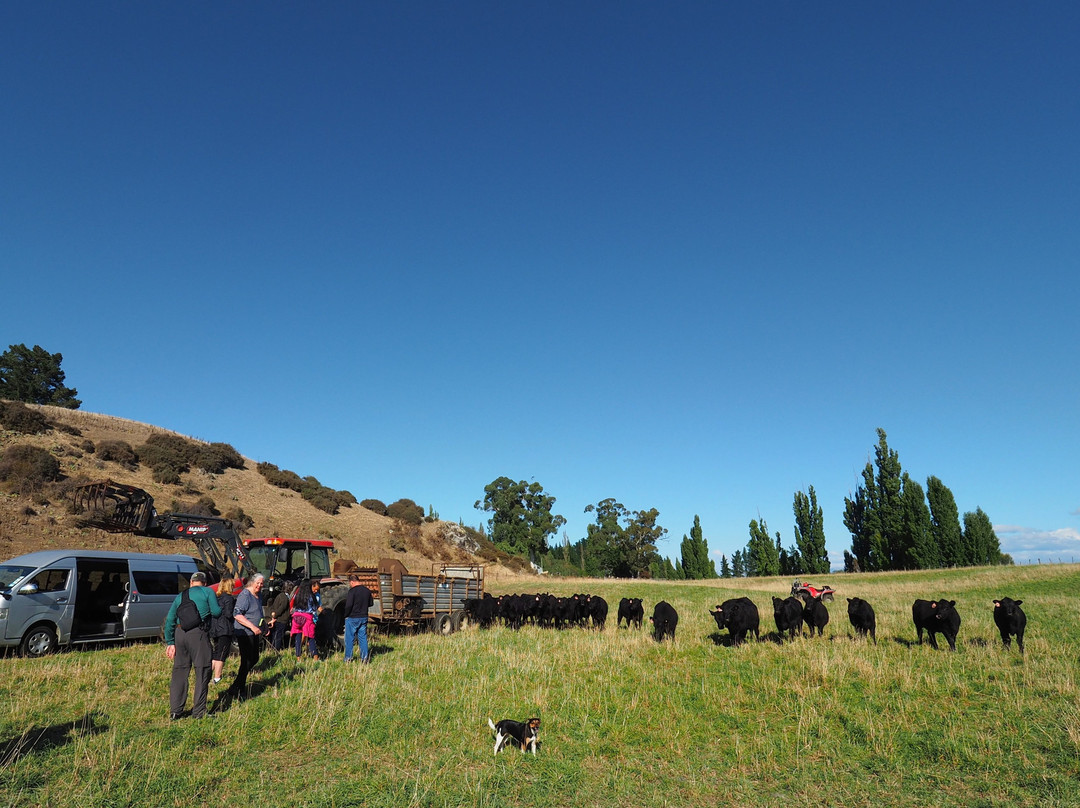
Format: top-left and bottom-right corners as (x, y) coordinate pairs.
(343, 574), (374, 663)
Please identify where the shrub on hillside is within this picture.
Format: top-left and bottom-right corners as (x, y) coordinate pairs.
(257, 462), (305, 492)
(95, 440), (138, 469)
(138, 433), (197, 482)
(360, 499), (388, 515)
(387, 498), (424, 525)
(170, 495), (219, 517)
(0, 401), (51, 434)
(0, 444), (62, 494)
(195, 442), (245, 474)
(223, 506), (254, 531)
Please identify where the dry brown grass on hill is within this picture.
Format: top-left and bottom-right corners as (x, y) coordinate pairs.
(0, 403), (508, 576)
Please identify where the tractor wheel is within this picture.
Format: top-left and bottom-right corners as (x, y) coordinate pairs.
(432, 614), (453, 635)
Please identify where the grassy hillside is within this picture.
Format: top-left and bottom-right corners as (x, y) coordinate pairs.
(2, 565), (1078, 807)
(0, 403), (494, 573)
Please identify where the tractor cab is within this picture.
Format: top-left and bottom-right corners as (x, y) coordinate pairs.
(242, 538), (336, 591)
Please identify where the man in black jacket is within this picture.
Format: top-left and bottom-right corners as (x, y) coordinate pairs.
(342, 575), (374, 664)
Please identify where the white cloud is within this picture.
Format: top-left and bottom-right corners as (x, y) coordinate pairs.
(995, 524), (1080, 563)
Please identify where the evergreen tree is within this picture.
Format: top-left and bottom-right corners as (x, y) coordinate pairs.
(732, 550), (746, 578)
(680, 515), (715, 579)
(963, 508), (1003, 565)
(664, 557), (679, 579)
(843, 550), (859, 572)
(844, 428), (905, 571)
(927, 476), (965, 567)
(720, 554), (732, 578)
(793, 485), (829, 574)
(746, 518), (781, 577)
(0, 344), (81, 408)
(900, 474), (936, 569)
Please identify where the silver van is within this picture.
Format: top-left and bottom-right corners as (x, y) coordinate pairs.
(0, 550), (200, 657)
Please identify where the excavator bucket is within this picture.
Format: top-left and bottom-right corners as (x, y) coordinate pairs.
(71, 480), (155, 533)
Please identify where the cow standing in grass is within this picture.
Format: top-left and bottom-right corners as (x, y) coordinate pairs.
(710, 597), (760, 646)
(650, 601), (678, 642)
(618, 597), (644, 630)
(912, 599), (961, 651)
(802, 596), (830, 637)
(993, 597), (1026, 654)
(772, 596), (803, 641)
(846, 597), (877, 644)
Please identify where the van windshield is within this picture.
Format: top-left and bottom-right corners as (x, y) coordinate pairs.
(0, 565), (36, 591)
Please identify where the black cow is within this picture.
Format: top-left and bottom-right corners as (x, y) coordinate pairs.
(588, 595), (609, 630)
(912, 598), (961, 651)
(802, 596), (829, 637)
(846, 597), (877, 644)
(992, 597), (1026, 654)
(650, 601), (678, 642)
(772, 596), (803, 641)
(709, 597), (760, 646)
(618, 597), (644, 630)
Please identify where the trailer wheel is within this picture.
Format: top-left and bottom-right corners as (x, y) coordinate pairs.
(451, 610), (469, 632)
(433, 614), (453, 635)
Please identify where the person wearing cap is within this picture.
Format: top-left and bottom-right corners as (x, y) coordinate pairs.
(163, 571), (222, 720)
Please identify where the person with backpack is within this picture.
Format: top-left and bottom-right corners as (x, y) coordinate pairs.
(164, 571), (222, 720)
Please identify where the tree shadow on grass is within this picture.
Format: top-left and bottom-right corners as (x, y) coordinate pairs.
(0, 711), (108, 768)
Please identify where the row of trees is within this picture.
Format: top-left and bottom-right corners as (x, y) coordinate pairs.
(476, 428), (1005, 579)
(841, 429), (1006, 571)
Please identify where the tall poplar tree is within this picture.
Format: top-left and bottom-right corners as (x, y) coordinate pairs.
(746, 518), (780, 577)
(793, 486), (829, 574)
(926, 476), (965, 567)
(900, 474), (936, 569)
(844, 428), (905, 571)
(963, 508), (1003, 565)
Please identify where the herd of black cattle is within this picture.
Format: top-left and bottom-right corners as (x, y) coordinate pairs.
(461, 591), (1028, 653)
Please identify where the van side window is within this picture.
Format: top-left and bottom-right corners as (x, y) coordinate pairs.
(30, 569), (70, 593)
(131, 570), (183, 596)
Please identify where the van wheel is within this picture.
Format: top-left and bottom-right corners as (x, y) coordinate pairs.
(21, 624), (58, 658)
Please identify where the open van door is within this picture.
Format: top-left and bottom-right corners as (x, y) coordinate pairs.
(71, 558), (128, 642)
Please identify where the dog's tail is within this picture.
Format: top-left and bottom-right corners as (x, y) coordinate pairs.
(487, 718), (496, 732)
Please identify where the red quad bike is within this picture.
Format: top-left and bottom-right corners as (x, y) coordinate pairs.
(791, 579), (836, 603)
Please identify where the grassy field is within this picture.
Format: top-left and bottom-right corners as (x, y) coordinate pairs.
(2, 565), (1079, 808)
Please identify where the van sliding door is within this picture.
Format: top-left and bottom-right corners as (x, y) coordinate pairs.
(72, 559), (128, 640)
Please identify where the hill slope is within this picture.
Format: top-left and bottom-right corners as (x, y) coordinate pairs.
(0, 403), (499, 573)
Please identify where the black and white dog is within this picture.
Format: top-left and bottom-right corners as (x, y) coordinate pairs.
(487, 717), (540, 755)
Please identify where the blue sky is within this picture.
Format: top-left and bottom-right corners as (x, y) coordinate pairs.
(3, 3), (1078, 568)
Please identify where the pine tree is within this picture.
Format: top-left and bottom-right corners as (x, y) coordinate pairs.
(844, 429), (905, 571)
(793, 486), (829, 574)
(732, 550), (745, 578)
(963, 508), (1003, 565)
(927, 476), (965, 567)
(720, 554), (732, 578)
(746, 518), (780, 577)
(900, 474), (936, 569)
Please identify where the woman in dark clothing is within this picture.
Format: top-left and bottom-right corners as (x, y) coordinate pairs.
(228, 574), (265, 699)
(210, 575), (237, 684)
(290, 578), (322, 661)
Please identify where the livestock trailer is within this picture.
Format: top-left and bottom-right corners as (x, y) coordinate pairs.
(324, 558), (484, 636)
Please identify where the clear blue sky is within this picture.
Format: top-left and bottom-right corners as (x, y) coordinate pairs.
(4, 3), (1078, 568)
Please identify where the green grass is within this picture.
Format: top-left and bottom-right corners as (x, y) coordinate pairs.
(2, 565), (1079, 807)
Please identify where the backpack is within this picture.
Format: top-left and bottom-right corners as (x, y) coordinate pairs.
(176, 588), (205, 631)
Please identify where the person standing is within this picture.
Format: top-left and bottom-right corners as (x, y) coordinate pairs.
(210, 575), (237, 684)
(164, 571), (222, 720)
(264, 580), (293, 651)
(343, 574), (374, 664)
(290, 578), (322, 661)
(228, 573), (265, 699)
